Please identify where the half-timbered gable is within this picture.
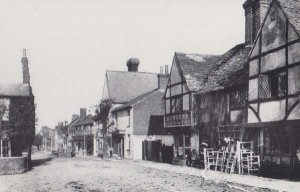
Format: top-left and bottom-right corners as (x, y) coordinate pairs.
(246, 0), (300, 178)
(164, 53), (219, 163)
(248, 0), (300, 124)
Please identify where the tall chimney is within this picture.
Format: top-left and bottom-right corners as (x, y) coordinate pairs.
(127, 58), (139, 72)
(243, 0), (271, 45)
(80, 108), (86, 118)
(165, 65), (169, 74)
(21, 49), (30, 84)
(160, 66), (164, 74)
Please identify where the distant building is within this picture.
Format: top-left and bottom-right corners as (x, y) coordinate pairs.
(102, 58), (169, 157)
(40, 126), (55, 151)
(111, 72), (172, 160)
(0, 49), (35, 160)
(68, 108), (95, 156)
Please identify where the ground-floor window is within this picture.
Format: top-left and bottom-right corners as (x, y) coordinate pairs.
(174, 133), (190, 159)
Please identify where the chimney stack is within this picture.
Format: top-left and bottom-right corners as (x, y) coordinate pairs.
(80, 108), (86, 118)
(243, 0), (271, 45)
(165, 65), (169, 74)
(160, 66), (164, 74)
(21, 49), (30, 84)
(127, 58), (140, 72)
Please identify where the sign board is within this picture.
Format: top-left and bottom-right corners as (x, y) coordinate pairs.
(164, 111), (191, 127)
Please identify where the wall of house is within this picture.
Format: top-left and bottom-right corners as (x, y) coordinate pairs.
(248, 1), (300, 123)
(133, 90), (165, 135)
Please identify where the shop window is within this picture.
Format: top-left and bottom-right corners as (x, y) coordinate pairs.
(259, 72), (287, 99)
(264, 130), (290, 155)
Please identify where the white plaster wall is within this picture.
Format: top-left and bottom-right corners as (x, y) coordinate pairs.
(260, 100), (286, 122)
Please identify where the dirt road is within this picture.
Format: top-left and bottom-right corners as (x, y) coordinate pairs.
(0, 156), (276, 192)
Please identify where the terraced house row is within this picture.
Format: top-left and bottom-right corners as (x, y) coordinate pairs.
(100, 0), (300, 178)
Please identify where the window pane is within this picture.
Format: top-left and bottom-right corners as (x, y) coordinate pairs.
(259, 75), (270, 98)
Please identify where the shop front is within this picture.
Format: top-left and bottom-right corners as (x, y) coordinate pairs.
(246, 120), (300, 179)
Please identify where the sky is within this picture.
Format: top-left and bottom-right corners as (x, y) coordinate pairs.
(0, 0), (245, 131)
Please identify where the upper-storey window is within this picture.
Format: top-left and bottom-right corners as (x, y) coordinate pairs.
(259, 72), (287, 99)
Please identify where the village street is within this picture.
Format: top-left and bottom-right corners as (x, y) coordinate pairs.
(0, 151), (281, 192)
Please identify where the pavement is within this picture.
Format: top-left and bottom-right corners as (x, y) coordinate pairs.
(132, 159), (300, 192)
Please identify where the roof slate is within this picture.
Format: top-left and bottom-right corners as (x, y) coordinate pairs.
(198, 44), (251, 93)
(73, 115), (94, 127)
(0, 83), (30, 97)
(105, 71), (159, 103)
(277, 0), (300, 34)
(111, 89), (159, 113)
(175, 53), (220, 92)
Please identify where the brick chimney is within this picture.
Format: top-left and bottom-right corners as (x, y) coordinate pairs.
(80, 108), (86, 118)
(21, 49), (30, 84)
(158, 74), (169, 89)
(127, 58), (139, 72)
(243, 0), (271, 45)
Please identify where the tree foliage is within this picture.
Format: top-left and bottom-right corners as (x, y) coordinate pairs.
(94, 98), (112, 158)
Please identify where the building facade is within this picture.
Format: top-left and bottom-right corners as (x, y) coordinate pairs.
(246, 0), (300, 177)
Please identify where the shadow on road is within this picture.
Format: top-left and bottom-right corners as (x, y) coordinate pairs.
(31, 156), (53, 168)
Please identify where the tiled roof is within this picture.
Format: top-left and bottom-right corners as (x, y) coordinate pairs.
(175, 53), (220, 91)
(105, 71), (159, 103)
(198, 44), (251, 93)
(277, 0), (300, 34)
(67, 116), (81, 132)
(73, 115), (94, 127)
(0, 83), (30, 97)
(111, 89), (160, 113)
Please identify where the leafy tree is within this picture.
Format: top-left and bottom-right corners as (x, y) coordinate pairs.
(94, 98), (112, 158)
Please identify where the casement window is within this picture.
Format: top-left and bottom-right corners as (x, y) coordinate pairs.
(230, 88), (247, 109)
(258, 72), (287, 99)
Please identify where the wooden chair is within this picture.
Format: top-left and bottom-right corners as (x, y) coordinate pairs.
(215, 151), (225, 171)
(204, 148), (216, 170)
(247, 155), (260, 175)
(224, 152), (236, 174)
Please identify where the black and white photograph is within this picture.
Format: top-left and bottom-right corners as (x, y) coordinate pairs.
(1, 0), (300, 191)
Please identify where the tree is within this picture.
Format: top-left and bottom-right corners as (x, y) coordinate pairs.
(94, 98), (112, 158)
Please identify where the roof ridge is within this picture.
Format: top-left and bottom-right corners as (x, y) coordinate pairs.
(106, 70), (160, 75)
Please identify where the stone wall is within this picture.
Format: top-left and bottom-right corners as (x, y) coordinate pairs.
(0, 156), (27, 175)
